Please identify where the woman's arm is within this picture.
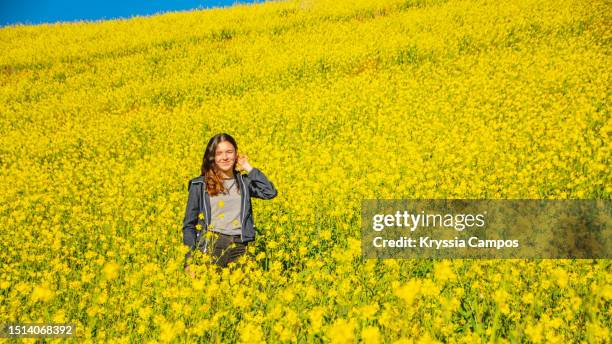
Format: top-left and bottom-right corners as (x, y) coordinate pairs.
(182, 181), (200, 262)
(238, 155), (278, 200)
(246, 167), (278, 200)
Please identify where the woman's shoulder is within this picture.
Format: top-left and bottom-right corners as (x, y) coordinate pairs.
(240, 168), (263, 181)
(235, 170), (249, 180)
(190, 175), (205, 183)
(187, 175), (205, 190)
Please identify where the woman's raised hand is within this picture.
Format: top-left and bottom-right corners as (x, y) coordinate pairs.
(237, 153), (253, 173)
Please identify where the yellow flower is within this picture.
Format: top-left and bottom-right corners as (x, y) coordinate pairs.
(192, 279), (205, 291)
(239, 323), (265, 344)
(551, 268), (569, 289)
(394, 279), (422, 305)
(31, 284), (54, 302)
(233, 292), (251, 308)
(494, 289), (511, 315)
(434, 261), (456, 283)
(309, 307), (325, 333)
(160, 320), (184, 343)
(358, 303), (379, 320)
(102, 262), (120, 280)
(327, 318), (355, 344)
(218, 200), (225, 208)
(52, 310), (66, 322)
(525, 322), (544, 343)
(361, 326), (381, 344)
(586, 322), (609, 343)
(139, 306), (152, 319)
(320, 230), (332, 241)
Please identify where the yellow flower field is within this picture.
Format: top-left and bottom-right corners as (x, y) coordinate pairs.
(0, 0), (610, 342)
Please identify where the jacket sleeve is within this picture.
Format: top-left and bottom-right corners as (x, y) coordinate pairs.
(246, 167), (278, 200)
(182, 181), (200, 264)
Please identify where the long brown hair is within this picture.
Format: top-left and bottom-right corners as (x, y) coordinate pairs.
(201, 133), (241, 196)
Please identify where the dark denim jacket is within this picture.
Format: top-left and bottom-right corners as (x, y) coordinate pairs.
(182, 167), (277, 265)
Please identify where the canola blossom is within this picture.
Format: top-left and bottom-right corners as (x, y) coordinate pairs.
(0, 0), (610, 342)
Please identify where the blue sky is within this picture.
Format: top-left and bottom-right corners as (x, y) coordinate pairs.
(0, 0), (263, 27)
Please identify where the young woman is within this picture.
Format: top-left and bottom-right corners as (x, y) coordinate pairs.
(182, 133), (277, 275)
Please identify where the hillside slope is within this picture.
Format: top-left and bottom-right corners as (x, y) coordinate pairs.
(0, 0), (610, 342)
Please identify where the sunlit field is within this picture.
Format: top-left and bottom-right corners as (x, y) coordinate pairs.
(0, 0), (610, 342)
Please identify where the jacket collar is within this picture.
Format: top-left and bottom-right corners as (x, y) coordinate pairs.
(190, 170), (244, 187)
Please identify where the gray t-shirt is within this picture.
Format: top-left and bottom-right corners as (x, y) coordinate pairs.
(210, 178), (242, 236)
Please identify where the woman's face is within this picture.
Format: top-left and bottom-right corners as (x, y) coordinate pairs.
(214, 140), (237, 174)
